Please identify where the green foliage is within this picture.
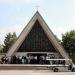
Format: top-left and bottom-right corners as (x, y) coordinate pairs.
(61, 30), (75, 63)
(3, 32), (17, 53)
(62, 30), (75, 54)
(0, 44), (3, 53)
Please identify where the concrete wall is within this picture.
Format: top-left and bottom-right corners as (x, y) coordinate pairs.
(15, 52), (60, 59)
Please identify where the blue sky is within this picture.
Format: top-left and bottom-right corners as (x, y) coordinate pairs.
(0, 0), (75, 44)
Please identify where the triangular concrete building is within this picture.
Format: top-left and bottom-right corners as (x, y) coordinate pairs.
(6, 11), (69, 59)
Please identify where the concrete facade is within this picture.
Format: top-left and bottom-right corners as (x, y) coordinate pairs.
(6, 11), (69, 60)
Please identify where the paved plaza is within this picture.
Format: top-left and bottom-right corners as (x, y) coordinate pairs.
(0, 70), (75, 75)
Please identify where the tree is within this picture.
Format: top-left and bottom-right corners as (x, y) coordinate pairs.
(61, 30), (75, 63)
(3, 32), (17, 53)
(0, 44), (3, 53)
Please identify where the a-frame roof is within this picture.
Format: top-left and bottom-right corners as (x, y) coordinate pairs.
(6, 11), (69, 59)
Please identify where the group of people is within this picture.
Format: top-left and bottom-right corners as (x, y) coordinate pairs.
(10, 55), (48, 64)
(0, 55), (49, 64)
(11, 55), (28, 64)
(0, 56), (9, 64)
(0, 55), (66, 65)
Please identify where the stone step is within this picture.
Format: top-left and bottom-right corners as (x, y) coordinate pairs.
(0, 64), (49, 70)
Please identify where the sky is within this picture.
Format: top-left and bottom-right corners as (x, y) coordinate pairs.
(0, 0), (75, 44)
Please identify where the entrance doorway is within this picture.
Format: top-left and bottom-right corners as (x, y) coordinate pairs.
(27, 53), (47, 64)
